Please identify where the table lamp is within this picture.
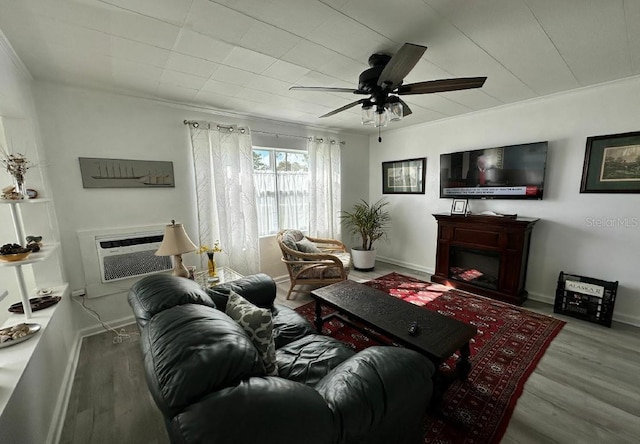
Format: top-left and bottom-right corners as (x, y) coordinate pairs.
(155, 220), (197, 278)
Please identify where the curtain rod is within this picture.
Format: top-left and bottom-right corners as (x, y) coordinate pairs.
(183, 120), (345, 145)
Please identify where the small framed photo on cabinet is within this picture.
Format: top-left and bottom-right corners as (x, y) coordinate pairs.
(451, 199), (468, 215)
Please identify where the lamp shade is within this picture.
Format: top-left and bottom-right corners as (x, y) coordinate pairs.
(155, 220), (197, 256)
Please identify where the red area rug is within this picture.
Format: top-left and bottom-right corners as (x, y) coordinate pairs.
(295, 272), (565, 444)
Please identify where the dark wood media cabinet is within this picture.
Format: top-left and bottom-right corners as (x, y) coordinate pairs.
(432, 213), (539, 305)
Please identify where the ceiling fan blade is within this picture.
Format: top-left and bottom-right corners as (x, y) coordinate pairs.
(320, 99), (366, 118)
(289, 86), (363, 94)
(396, 77), (487, 95)
(399, 98), (412, 117)
(377, 43), (427, 90)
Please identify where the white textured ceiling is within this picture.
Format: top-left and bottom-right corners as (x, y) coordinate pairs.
(1, 0), (639, 133)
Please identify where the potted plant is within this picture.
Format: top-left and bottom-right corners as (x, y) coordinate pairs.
(340, 198), (391, 271)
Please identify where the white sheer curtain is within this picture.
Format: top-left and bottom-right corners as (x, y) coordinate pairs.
(308, 138), (341, 239)
(188, 123), (260, 275)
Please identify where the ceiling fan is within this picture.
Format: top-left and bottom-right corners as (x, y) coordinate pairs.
(290, 43), (486, 134)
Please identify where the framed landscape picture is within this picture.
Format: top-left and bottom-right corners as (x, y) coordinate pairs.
(581, 131), (640, 193)
(382, 157), (426, 194)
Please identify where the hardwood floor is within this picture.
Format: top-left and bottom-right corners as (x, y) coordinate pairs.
(60, 263), (640, 444)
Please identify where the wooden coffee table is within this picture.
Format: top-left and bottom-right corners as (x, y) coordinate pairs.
(311, 280), (477, 400)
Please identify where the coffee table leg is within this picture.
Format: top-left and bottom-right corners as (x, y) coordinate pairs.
(457, 342), (472, 381)
(314, 300), (324, 333)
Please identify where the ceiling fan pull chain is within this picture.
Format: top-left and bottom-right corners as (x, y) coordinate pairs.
(378, 126), (382, 143)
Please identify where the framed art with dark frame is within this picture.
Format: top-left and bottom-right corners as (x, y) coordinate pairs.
(581, 131), (640, 193)
(451, 199), (468, 215)
(382, 157), (426, 194)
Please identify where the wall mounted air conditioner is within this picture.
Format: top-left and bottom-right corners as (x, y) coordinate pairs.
(96, 232), (171, 283)
(77, 225), (171, 298)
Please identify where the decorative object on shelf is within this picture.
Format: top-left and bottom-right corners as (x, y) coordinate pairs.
(197, 241), (223, 281)
(26, 235), (42, 252)
(382, 157), (426, 194)
(0, 251), (31, 262)
(79, 157), (175, 188)
(554, 271), (618, 327)
(340, 198), (391, 271)
(581, 131), (640, 193)
(8, 296), (61, 314)
(0, 323), (41, 348)
(26, 188), (37, 199)
(1, 147), (33, 200)
(155, 220), (197, 278)
(0, 242), (31, 261)
(450, 199), (468, 215)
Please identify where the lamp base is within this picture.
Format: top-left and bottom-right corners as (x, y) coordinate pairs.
(172, 254), (189, 278)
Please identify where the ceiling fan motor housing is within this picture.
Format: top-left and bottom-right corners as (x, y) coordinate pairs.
(358, 65), (385, 93)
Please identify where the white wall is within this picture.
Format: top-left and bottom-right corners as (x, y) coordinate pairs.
(369, 77), (640, 326)
(0, 31), (75, 444)
(33, 83), (369, 329)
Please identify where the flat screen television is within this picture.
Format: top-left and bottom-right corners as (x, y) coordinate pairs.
(440, 141), (548, 200)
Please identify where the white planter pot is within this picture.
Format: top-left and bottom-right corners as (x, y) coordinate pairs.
(351, 247), (376, 271)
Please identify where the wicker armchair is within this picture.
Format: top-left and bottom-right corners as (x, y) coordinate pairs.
(277, 229), (351, 299)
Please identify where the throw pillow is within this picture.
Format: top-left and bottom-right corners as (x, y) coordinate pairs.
(225, 291), (278, 376)
(296, 238), (321, 254)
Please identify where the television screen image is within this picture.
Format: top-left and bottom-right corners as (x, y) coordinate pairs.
(440, 141), (548, 199)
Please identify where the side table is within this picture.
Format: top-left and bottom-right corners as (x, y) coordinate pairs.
(195, 267), (244, 289)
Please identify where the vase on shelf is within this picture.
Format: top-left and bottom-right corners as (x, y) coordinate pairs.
(207, 252), (217, 277)
(12, 173), (28, 200)
(2, 152), (31, 200)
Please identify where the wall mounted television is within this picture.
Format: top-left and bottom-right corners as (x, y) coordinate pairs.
(440, 141), (548, 200)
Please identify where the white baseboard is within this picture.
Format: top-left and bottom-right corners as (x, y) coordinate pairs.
(502, 291), (640, 327)
(375, 256), (435, 275)
(272, 274), (290, 285)
(78, 314), (137, 338)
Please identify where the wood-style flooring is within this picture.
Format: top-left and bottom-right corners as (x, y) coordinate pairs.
(60, 263), (640, 444)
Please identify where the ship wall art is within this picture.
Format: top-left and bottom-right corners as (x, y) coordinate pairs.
(79, 157), (175, 188)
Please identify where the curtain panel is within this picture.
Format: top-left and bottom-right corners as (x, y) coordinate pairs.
(308, 138), (341, 240)
(189, 124), (260, 275)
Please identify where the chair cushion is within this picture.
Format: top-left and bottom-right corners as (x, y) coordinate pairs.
(225, 291), (278, 376)
(280, 229), (305, 260)
(292, 252), (352, 279)
(276, 334), (356, 387)
(296, 237), (321, 254)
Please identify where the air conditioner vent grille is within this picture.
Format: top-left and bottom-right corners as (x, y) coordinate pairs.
(103, 251), (172, 282)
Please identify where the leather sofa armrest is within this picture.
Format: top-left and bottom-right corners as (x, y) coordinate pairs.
(208, 273), (276, 311)
(315, 346), (435, 444)
(170, 377), (336, 444)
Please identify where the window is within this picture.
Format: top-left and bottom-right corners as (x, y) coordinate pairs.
(253, 148), (309, 236)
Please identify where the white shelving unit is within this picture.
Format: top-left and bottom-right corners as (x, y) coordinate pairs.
(0, 198), (55, 320)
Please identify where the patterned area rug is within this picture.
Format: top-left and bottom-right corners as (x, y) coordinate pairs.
(295, 272), (565, 444)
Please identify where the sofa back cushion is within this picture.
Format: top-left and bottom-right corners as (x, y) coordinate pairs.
(207, 273), (276, 312)
(128, 274), (215, 329)
(142, 304), (264, 419)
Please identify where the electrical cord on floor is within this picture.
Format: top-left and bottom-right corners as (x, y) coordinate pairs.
(72, 295), (139, 344)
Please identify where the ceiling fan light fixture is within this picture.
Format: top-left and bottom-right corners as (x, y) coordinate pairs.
(386, 100), (403, 121)
(361, 102), (374, 125)
(374, 106), (389, 128)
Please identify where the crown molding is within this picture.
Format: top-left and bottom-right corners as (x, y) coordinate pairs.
(0, 28), (33, 81)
